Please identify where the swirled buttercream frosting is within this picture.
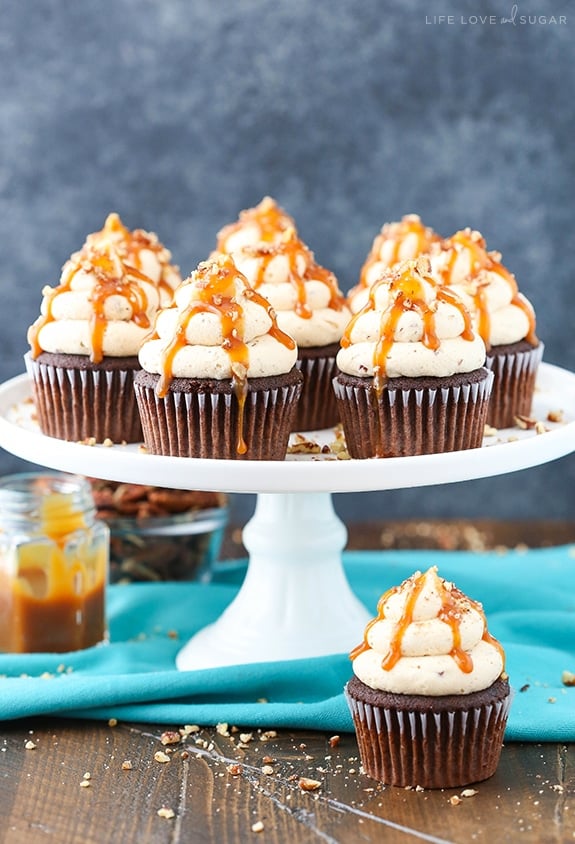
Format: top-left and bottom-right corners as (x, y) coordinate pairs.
(76, 213), (181, 306)
(231, 227), (350, 348)
(350, 566), (506, 696)
(216, 196), (295, 255)
(348, 215), (441, 313)
(138, 253), (298, 396)
(28, 247), (160, 363)
(337, 257), (486, 381)
(430, 228), (537, 349)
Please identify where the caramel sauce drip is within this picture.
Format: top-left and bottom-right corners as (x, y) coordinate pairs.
(356, 216), (440, 293)
(29, 251), (152, 364)
(349, 568), (505, 675)
(439, 229), (538, 347)
(247, 228), (345, 320)
(217, 197), (295, 252)
(156, 257), (296, 455)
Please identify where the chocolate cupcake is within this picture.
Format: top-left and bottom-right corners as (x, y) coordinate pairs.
(135, 254), (303, 460)
(345, 567), (511, 789)
(431, 228), (543, 428)
(26, 247), (164, 443)
(334, 258), (493, 458)
(348, 214), (442, 314)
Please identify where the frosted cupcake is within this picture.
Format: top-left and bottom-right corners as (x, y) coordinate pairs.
(345, 566), (511, 788)
(431, 228), (542, 428)
(77, 212), (181, 306)
(26, 247), (162, 443)
(348, 215), (441, 314)
(231, 227), (350, 431)
(134, 254), (303, 460)
(333, 257), (493, 458)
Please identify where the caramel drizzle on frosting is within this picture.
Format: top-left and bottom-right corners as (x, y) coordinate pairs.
(354, 215), (441, 295)
(438, 229), (537, 348)
(243, 227), (346, 320)
(349, 568), (505, 674)
(155, 255), (296, 455)
(82, 213), (179, 302)
(28, 250), (153, 364)
(216, 196), (295, 252)
(341, 259), (475, 397)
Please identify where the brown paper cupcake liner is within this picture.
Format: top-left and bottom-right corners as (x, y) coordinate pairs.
(345, 684), (511, 789)
(485, 342), (544, 429)
(25, 352), (143, 443)
(134, 371), (303, 460)
(333, 368), (494, 458)
(293, 348), (340, 432)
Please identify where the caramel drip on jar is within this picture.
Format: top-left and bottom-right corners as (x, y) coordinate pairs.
(357, 216), (440, 293)
(439, 229), (538, 347)
(246, 229), (345, 320)
(29, 252), (152, 364)
(156, 257), (296, 455)
(217, 197), (295, 252)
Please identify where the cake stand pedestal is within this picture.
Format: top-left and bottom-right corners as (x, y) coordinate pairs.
(0, 363), (574, 670)
(176, 491), (369, 669)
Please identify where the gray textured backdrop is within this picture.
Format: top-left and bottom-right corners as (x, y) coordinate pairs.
(1, 0), (573, 524)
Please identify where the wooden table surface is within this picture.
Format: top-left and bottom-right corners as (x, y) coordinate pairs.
(1, 520), (574, 844)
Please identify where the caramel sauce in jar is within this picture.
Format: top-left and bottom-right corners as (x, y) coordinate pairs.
(0, 473), (109, 653)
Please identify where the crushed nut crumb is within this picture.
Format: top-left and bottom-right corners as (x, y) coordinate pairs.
(561, 671), (575, 686)
(226, 763), (242, 776)
(154, 751), (171, 764)
(24, 740), (37, 750)
(449, 795), (461, 805)
(461, 788), (478, 798)
(121, 760), (133, 770)
(329, 735), (341, 748)
(298, 777), (322, 791)
(251, 821), (264, 833)
(157, 807), (175, 819)
(160, 731), (181, 746)
(261, 765), (274, 775)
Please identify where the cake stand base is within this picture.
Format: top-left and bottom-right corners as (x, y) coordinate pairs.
(175, 492), (371, 670)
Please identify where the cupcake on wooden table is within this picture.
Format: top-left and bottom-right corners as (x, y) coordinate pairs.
(77, 212), (181, 306)
(345, 566), (511, 788)
(230, 226), (350, 431)
(26, 245), (163, 443)
(134, 254), (303, 460)
(333, 257), (493, 458)
(431, 228), (542, 428)
(348, 215), (441, 314)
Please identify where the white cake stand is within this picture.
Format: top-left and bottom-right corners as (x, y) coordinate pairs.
(0, 362), (574, 670)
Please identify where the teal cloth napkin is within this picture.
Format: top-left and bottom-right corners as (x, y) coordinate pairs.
(0, 548), (573, 740)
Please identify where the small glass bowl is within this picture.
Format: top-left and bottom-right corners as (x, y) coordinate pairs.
(105, 506), (228, 583)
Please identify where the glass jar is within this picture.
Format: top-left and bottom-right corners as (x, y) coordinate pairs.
(0, 473), (109, 653)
